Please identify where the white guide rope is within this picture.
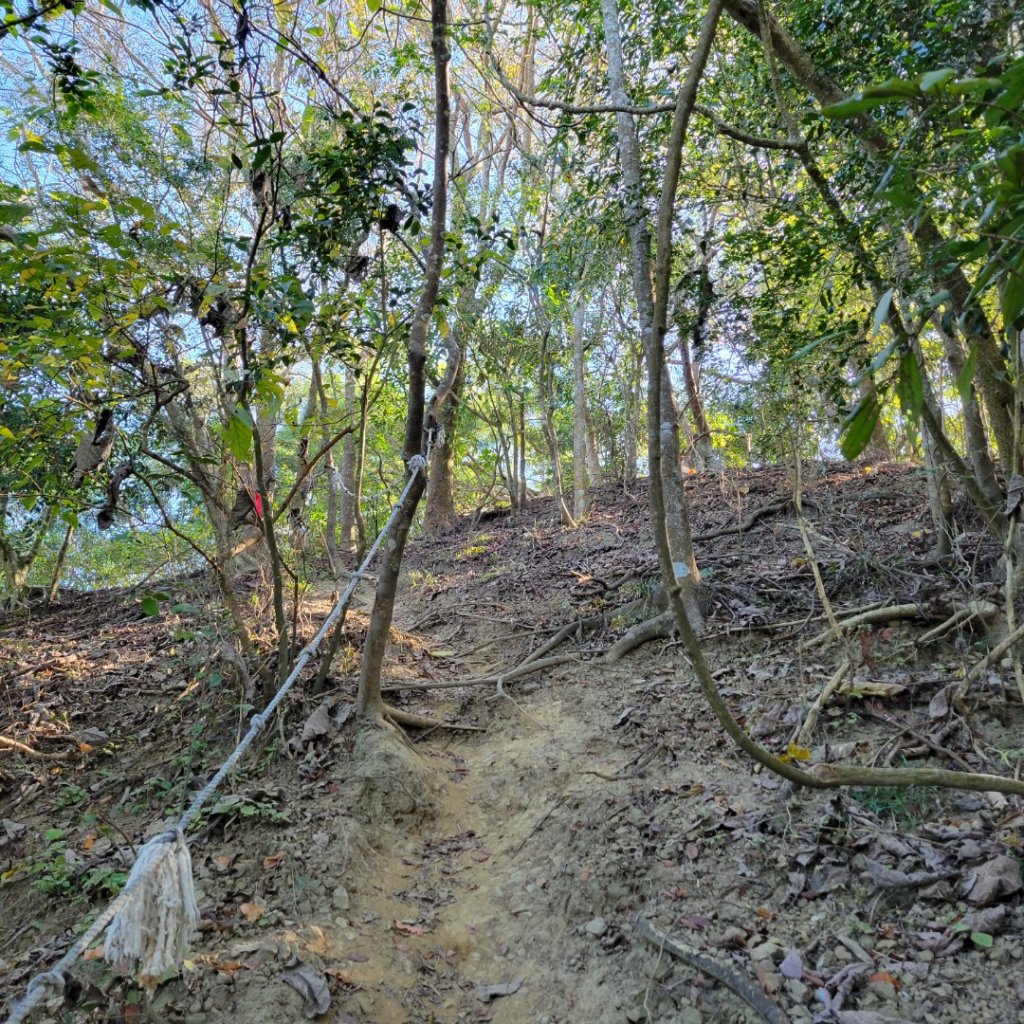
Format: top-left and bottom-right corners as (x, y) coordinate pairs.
(6, 444), (431, 1024)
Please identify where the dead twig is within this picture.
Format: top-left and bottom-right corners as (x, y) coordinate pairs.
(0, 734), (64, 759)
(793, 660), (851, 747)
(580, 743), (662, 781)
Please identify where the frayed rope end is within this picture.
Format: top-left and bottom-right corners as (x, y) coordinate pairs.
(105, 829), (198, 993)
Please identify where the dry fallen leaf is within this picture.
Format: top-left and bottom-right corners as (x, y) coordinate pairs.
(262, 851), (285, 869)
(239, 900), (265, 923)
(215, 962), (248, 974)
(282, 962), (331, 1018)
(475, 978), (524, 1003)
(394, 920), (425, 935)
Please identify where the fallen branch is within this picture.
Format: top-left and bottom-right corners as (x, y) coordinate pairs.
(793, 660), (850, 747)
(0, 734), (63, 759)
(917, 600), (1000, 646)
(581, 743), (662, 781)
(799, 603), (925, 651)
(955, 615), (1024, 703)
(634, 915), (787, 1024)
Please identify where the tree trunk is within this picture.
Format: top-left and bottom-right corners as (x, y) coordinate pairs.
(585, 403), (602, 487)
(424, 280), (476, 535)
(572, 297), (590, 518)
(537, 327), (575, 526)
(356, 0), (450, 721)
(622, 339), (641, 484)
(47, 523), (75, 604)
(339, 365), (359, 555)
(600, 0), (704, 625)
(423, 355), (463, 535)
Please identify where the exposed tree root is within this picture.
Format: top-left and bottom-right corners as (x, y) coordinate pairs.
(603, 611), (673, 663)
(690, 496), (790, 542)
(381, 704), (484, 732)
(380, 653), (575, 691)
(521, 612), (605, 665)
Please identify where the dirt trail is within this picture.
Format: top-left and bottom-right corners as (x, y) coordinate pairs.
(5, 467), (1024, 1024)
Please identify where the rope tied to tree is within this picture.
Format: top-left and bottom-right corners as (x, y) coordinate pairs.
(5, 447), (432, 1024)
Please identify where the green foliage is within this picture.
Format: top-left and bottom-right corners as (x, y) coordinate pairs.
(853, 784), (937, 829)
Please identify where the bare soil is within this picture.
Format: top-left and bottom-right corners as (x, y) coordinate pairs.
(3, 462), (1024, 1024)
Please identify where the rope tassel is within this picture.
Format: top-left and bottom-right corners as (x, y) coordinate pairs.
(104, 830), (198, 992)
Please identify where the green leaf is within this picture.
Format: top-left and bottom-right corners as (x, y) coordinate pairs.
(871, 287), (894, 338)
(225, 410), (253, 460)
(1002, 262), (1024, 326)
(895, 350), (923, 421)
(920, 68), (956, 92)
(868, 338), (897, 375)
(822, 94), (896, 118)
(789, 329), (853, 362)
(841, 390), (882, 461)
(970, 931), (994, 949)
(0, 202), (33, 225)
(141, 595), (161, 616)
(956, 348), (978, 408)
(947, 78), (1000, 95)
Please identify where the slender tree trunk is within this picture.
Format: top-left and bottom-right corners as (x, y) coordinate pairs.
(572, 298), (590, 518)
(312, 358), (340, 575)
(425, 281), (475, 534)
(356, 0), (450, 720)
(339, 365), (359, 555)
(517, 397), (528, 508)
(47, 523), (75, 604)
(622, 340), (641, 484)
(585, 404), (602, 487)
(424, 356), (463, 534)
(538, 329), (575, 526)
(600, 0), (704, 625)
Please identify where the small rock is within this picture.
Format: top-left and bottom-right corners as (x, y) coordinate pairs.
(750, 939), (782, 962)
(332, 886), (350, 911)
(785, 978), (810, 1004)
(625, 1008), (647, 1023)
(866, 978), (898, 1002)
(677, 1009), (702, 1024)
(584, 917), (608, 938)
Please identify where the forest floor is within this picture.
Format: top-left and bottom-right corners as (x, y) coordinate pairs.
(4, 462), (1024, 1024)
